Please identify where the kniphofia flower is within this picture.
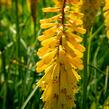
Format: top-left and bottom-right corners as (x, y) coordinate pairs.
(80, 0), (100, 31)
(36, 0), (86, 109)
(104, 0), (109, 39)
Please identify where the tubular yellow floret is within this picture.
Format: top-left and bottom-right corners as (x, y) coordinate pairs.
(104, 0), (109, 39)
(36, 0), (85, 109)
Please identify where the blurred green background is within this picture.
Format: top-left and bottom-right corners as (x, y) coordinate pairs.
(0, 0), (109, 109)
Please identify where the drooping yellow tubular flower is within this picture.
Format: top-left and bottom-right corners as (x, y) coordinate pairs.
(36, 0), (86, 109)
(104, 0), (109, 39)
(80, 0), (100, 31)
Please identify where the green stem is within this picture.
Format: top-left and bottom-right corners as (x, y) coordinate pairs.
(3, 83), (7, 109)
(42, 0), (47, 17)
(21, 86), (38, 109)
(104, 66), (109, 95)
(42, 0), (46, 7)
(87, 30), (93, 80)
(1, 51), (6, 80)
(82, 30), (92, 109)
(90, 24), (104, 41)
(88, 64), (103, 74)
(15, 0), (21, 76)
(82, 34), (88, 109)
(93, 46), (100, 97)
(15, 0), (22, 107)
(1, 50), (7, 109)
(34, 20), (37, 39)
(81, 24), (104, 109)
(92, 46), (100, 107)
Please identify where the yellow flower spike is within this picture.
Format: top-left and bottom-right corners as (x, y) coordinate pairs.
(80, 0), (100, 31)
(104, 0), (109, 39)
(36, 0), (85, 108)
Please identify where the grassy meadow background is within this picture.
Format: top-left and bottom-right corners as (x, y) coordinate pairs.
(0, 0), (109, 109)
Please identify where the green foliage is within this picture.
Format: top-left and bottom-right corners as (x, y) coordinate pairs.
(0, 0), (109, 109)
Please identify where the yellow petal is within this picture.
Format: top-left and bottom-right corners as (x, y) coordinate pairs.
(41, 23), (57, 29)
(42, 7), (61, 12)
(40, 14), (61, 24)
